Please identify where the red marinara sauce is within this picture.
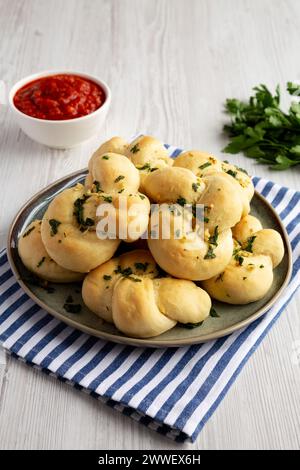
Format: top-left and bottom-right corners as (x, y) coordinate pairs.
(13, 74), (106, 120)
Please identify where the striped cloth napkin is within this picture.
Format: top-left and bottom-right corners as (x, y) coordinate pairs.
(0, 165), (299, 442)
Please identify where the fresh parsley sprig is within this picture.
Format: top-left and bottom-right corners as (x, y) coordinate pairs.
(223, 82), (300, 170)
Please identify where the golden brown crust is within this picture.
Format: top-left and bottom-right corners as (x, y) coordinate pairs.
(41, 185), (120, 272)
(83, 250), (211, 338)
(18, 220), (84, 282)
(202, 216), (285, 304)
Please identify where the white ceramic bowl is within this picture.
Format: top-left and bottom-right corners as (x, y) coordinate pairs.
(9, 70), (111, 149)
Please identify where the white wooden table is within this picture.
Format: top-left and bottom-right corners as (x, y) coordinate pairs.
(0, 0), (299, 450)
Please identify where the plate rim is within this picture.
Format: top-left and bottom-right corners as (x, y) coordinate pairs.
(6, 169), (293, 348)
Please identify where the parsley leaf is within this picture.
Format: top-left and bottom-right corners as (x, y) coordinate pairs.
(223, 83), (300, 169)
(49, 219), (61, 236)
(23, 226), (35, 238)
(244, 235), (256, 253)
(177, 196), (187, 206)
(178, 321), (203, 329)
(114, 175), (125, 183)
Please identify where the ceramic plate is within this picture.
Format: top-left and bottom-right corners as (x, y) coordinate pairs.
(7, 169), (292, 347)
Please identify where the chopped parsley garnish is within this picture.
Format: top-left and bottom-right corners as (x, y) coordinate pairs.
(199, 162), (212, 170)
(259, 264), (264, 268)
(102, 195), (113, 203)
(192, 182), (200, 192)
(23, 226), (35, 238)
(204, 246), (216, 259)
(137, 163), (150, 171)
(114, 265), (132, 276)
(49, 219), (61, 236)
(134, 262), (149, 272)
(92, 180), (102, 193)
(177, 196), (187, 207)
(114, 175), (125, 183)
(204, 227), (219, 260)
(25, 276), (55, 293)
(102, 155), (109, 160)
(118, 188), (125, 194)
(215, 272), (224, 282)
(114, 265), (142, 282)
(178, 321), (203, 329)
(226, 169), (237, 178)
(63, 303), (82, 314)
(244, 235), (256, 253)
(234, 254), (244, 265)
(73, 195), (94, 231)
(103, 275), (112, 281)
(139, 194), (145, 200)
(36, 257), (46, 268)
(237, 166), (248, 175)
(130, 143), (140, 154)
(210, 307), (220, 318)
(208, 226), (219, 246)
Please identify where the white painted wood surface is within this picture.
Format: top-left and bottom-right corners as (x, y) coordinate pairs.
(0, 0), (299, 450)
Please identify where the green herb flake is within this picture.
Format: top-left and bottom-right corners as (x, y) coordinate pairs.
(234, 254), (244, 265)
(139, 194), (145, 200)
(178, 321), (203, 329)
(73, 195), (95, 231)
(118, 188), (125, 194)
(177, 196), (187, 207)
(237, 166), (248, 175)
(114, 175), (125, 183)
(102, 155), (109, 160)
(199, 162), (212, 170)
(49, 219), (61, 236)
(215, 272), (224, 282)
(36, 257), (46, 268)
(102, 195), (113, 203)
(63, 303), (82, 314)
(210, 307), (220, 318)
(103, 275), (112, 281)
(192, 182), (200, 192)
(244, 235), (256, 253)
(209, 226), (219, 246)
(226, 169), (237, 178)
(130, 143), (140, 154)
(137, 162), (151, 171)
(204, 245), (216, 259)
(23, 226), (35, 238)
(134, 262), (149, 272)
(93, 181), (102, 193)
(259, 264), (264, 268)
(129, 277), (142, 282)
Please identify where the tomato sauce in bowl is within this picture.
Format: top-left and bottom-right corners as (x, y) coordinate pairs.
(13, 74), (106, 120)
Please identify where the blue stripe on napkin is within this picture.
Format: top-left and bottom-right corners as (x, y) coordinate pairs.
(0, 145), (299, 442)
